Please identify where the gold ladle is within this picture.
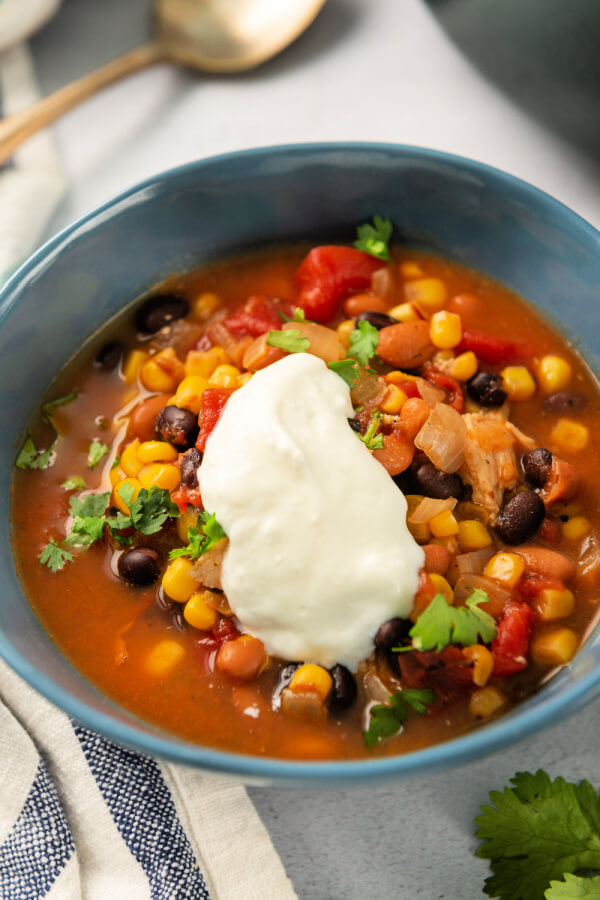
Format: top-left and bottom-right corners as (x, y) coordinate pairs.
(0, 0), (326, 166)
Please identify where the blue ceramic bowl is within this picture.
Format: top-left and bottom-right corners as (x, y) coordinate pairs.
(2, 144), (600, 785)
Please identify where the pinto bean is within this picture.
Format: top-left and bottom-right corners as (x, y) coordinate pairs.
(343, 294), (387, 317)
(242, 333), (285, 371)
(376, 320), (435, 369)
(515, 546), (576, 583)
(540, 456), (580, 505)
(399, 398), (430, 440)
(372, 430), (414, 476)
(422, 543), (452, 575)
(129, 394), (170, 442)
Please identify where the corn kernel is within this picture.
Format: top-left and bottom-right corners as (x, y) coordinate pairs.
(185, 346), (229, 378)
(114, 477), (142, 513)
(534, 588), (575, 622)
(551, 418), (589, 453)
(237, 372), (253, 388)
(177, 506), (199, 542)
(208, 364), (241, 389)
(191, 291), (221, 320)
(138, 463), (180, 491)
(485, 552), (525, 588)
(469, 686), (507, 718)
(137, 441), (177, 464)
(404, 277), (447, 313)
(173, 375), (210, 415)
(184, 591), (218, 631)
(380, 384), (407, 414)
(449, 351), (478, 382)
(288, 664), (332, 701)
(120, 439), (143, 477)
(500, 366), (536, 402)
(429, 509), (459, 538)
(430, 310), (462, 350)
(385, 369), (416, 385)
(531, 628), (577, 666)
(428, 573), (454, 604)
(389, 302), (419, 323)
(140, 359), (177, 393)
(538, 355), (572, 393)
(162, 558), (197, 603)
(146, 640), (185, 677)
(562, 516), (590, 541)
(337, 319), (355, 348)
(400, 261), (425, 279)
(458, 519), (493, 552)
(122, 350), (149, 385)
(109, 465), (127, 487)
(463, 645), (494, 687)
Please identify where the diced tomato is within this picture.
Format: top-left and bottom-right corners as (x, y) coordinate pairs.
(196, 388), (232, 452)
(223, 295), (294, 338)
(457, 329), (534, 365)
(399, 381), (421, 399)
(398, 645), (473, 705)
(422, 368), (464, 412)
(211, 617), (239, 645)
(171, 486), (203, 515)
(295, 246), (382, 323)
(491, 601), (536, 677)
(518, 574), (563, 599)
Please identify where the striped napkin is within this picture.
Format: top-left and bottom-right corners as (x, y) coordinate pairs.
(0, 44), (296, 900)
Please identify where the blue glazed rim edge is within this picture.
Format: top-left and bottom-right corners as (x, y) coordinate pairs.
(1, 141), (600, 784)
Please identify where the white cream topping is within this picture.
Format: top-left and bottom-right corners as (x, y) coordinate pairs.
(198, 353), (423, 669)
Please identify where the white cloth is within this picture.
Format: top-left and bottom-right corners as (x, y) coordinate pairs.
(0, 45), (296, 900)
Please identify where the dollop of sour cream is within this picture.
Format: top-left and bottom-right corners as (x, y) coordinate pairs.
(198, 353), (423, 669)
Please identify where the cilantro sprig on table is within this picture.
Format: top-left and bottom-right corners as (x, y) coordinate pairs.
(353, 215), (393, 261)
(363, 687), (435, 748)
(397, 589), (497, 653)
(169, 511), (227, 561)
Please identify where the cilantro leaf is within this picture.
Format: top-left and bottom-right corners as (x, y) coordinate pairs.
(266, 329), (310, 354)
(117, 481), (135, 509)
(277, 307), (307, 323)
(63, 516), (106, 548)
(476, 770), (600, 900)
(127, 487), (180, 535)
(396, 687), (436, 715)
(39, 539), (73, 573)
(42, 392), (77, 419)
(15, 432), (57, 470)
(61, 475), (87, 491)
(169, 525), (204, 560)
(363, 687), (435, 749)
(359, 417), (383, 451)
(198, 510), (227, 552)
(111, 456), (121, 470)
(545, 875), (600, 899)
(348, 320), (379, 367)
(328, 359), (360, 388)
(407, 590), (496, 653)
(353, 215), (393, 261)
(87, 440), (109, 469)
(69, 492), (111, 518)
(169, 511), (227, 561)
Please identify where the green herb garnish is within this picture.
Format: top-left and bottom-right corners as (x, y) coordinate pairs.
(546, 875), (600, 899)
(63, 492), (112, 548)
(266, 329), (310, 354)
(122, 485), (180, 535)
(401, 590), (497, 653)
(359, 417), (384, 451)
(15, 431), (57, 470)
(87, 440), (109, 469)
(169, 511), (227, 561)
(39, 539), (73, 573)
(328, 359), (360, 388)
(61, 475), (87, 492)
(42, 392), (77, 419)
(348, 320), (379, 367)
(363, 687), (435, 748)
(353, 215), (393, 261)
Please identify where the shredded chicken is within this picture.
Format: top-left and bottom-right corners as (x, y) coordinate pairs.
(190, 538), (229, 590)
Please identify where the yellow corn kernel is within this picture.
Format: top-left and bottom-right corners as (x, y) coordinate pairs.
(484, 552), (525, 588)
(551, 418), (589, 453)
(138, 463), (180, 491)
(531, 628), (577, 666)
(538, 355), (572, 393)
(449, 351), (478, 382)
(173, 375), (210, 415)
(184, 591), (218, 631)
(113, 477), (142, 513)
(428, 573), (454, 604)
(141, 348), (185, 393)
(185, 346), (229, 378)
(389, 302), (419, 323)
(109, 465), (127, 487)
(288, 664), (332, 701)
(429, 509), (459, 538)
(562, 515), (590, 541)
(208, 364), (240, 389)
(122, 349), (149, 385)
(463, 645), (494, 687)
(500, 366), (536, 402)
(191, 291), (221, 320)
(137, 440), (178, 463)
(404, 277), (447, 313)
(177, 506), (199, 542)
(469, 686), (507, 718)
(146, 640), (185, 677)
(457, 519), (493, 552)
(162, 558), (197, 603)
(535, 588), (575, 622)
(380, 384), (408, 415)
(430, 310), (462, 350)
(400, 261), (425, 279)
(237, 372), (253, 388)
(385, 369), (415, 385)
(337, 319), (355, 349)
(120, 439), (143, 477)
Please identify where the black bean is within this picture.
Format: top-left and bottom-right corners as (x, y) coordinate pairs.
(414, 462), (463, 500)
(374, 617), (412, 651)
(356, 311), (398, 331)
(466, 372), (508, 407)
(117, 547), (162, 586)
(521, 447), (553, 487)
(543, 391), (587, 414)
(135, 294), (189, 334)
(179, 448), (202, 488)
(327, 664), (357, 715)
(495, 491), (545, 545)
(94, 340), (123, 370)
(347, 417), (361, 432)
(155, 405), (199, 450)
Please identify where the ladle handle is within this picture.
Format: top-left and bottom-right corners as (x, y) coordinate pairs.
(0, 42), (167, 166)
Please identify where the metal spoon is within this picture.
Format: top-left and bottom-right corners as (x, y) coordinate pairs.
(0, 0), (326, 166)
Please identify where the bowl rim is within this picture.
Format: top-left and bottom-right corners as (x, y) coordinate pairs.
(2, 140), (600, 784)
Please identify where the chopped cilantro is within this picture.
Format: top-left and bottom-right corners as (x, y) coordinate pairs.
(69, 492), (111, 518)
(111, 456), (121, 470)
(353, 215), (393, 261)
(266, 329), (310, 354)
(405, 590), (497, 653)
(328, 359), (360, 389)
(16, 431), (57, 470)
(358, 417), (384, 451)
(348, 320), (379, 367)
(87, 440), (109, 469)
(127, 486), (180, 535)
(63, 492), (112, 548)
(42, 392), (77, 419)
(546, 875), (600, 899)
(61, 475), (87, 492)
(363, 687), (435, 748)
(169, 510), (227, 561)
(277, 307), (307, 323)
(39, 539), (73, 573)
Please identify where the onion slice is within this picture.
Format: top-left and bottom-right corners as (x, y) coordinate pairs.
(408, 496), (457, 524)
(414, 402), (467, 473)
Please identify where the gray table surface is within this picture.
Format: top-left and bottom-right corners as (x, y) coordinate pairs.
(30, 1), (600, 897)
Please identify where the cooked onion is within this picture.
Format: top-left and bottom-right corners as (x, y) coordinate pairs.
(414, 402), (467, 473)
(350, 368), (386, 406)
(452, 548), (495, 579)
(453, 573), (511, 618)
(415, 378), (444, 407)
(408, 496), (457, 524)
(370, 266), (394, 298)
